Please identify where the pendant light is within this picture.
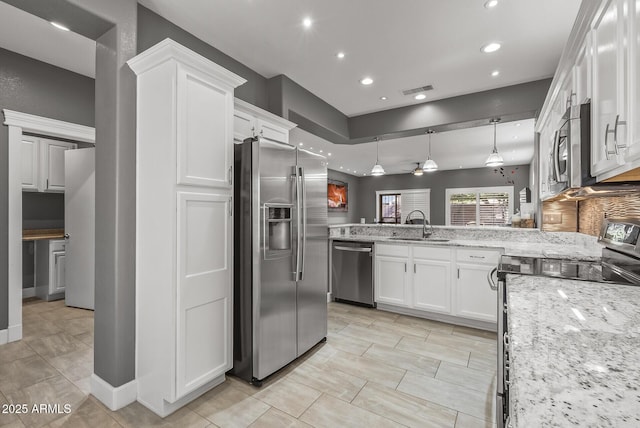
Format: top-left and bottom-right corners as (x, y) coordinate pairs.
(485, 118), (504, 167)
(422, 129), (438, 172)
(371, 137), (385, 176)
(411, 162), (424, 176)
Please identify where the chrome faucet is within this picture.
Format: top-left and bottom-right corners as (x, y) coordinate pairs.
(405, 210), (434, 238)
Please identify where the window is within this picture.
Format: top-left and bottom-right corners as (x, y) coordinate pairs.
(376, 189), (431, 224)
(445, 186), (513, 226)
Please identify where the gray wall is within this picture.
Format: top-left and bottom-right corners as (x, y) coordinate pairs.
(22, 193), (65, 229)
(355, 165), (530, 225)
(0, 47), (95, 330)
(137, 5), (269, 110)
(328, 169), (360, 225)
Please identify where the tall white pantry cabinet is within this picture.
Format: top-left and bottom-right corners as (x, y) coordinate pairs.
(128, 39), (246, 417)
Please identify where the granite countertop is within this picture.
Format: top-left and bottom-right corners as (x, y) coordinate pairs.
(506, 274), (640, 427)
(330, 235), (601, 260)
(23, 228), (65, 241)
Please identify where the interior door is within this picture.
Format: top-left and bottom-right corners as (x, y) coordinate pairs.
(64, 148), (95, 310)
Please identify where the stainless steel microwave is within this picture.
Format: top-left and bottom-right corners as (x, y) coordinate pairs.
(543, 102), (595, 200)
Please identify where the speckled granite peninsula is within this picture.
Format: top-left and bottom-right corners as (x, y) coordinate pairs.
(506, 274), (640, 427)
(329, 224), (602, 260)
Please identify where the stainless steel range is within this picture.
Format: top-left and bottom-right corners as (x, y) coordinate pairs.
(490, 218), (640, 427)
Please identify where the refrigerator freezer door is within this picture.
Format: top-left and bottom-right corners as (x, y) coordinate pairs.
(254, 138), (298, 380)
(295, 148), (328, 356)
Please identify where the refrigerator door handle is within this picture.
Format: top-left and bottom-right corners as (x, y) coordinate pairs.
(294, 167), (302, 281)
(299, 166), (307, 281)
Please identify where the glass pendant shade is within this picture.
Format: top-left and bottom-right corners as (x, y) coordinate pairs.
(371, 137), (386, 176)
(422, 158), (438, 172)
(412, 163), (424, 176)
(423, 130), (438, 172)
(485, 118), (504, 167)
(371, 163), (385, 176)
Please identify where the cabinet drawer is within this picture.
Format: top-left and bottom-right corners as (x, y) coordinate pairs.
(457, 248), (501, 264)
(413, 246), (451, 261)
(376, 244), (409, 258)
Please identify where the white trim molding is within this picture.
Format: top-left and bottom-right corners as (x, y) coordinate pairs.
(91, 375), (137, 411)
(3, 110), (95, 143)
(0, 329), (7, 345)
(1, 110), (95, 345)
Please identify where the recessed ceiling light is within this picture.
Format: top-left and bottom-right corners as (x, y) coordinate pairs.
(491, 70), (500, 77)
(481, 42), (501, 53)
(336, 52), (345, 59)
(50, 22), (70, 31)
(340, 166), (343, 169)
(514, 136), (519, 139)
(327, 153), (332, 156)
(360, 77), (374, 85)
(515, 123), (521, 127)
(414, 94), (426, 100)
(299, 142), (303, 146)
(484, 0), (499, 9)
(380, 96), (388, 101)
(310, 147), (313, 150)
(319, 149), (323, 153)
(302, 17), (312, 28)
(459, 165), (463, 169)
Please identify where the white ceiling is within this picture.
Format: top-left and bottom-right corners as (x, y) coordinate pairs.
(0, 1), (95, 78)
(291, 119), (535, 176)
(140, 0), (581, 116)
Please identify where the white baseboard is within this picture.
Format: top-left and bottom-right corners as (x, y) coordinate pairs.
(8, 324), (22, 342)
(0, 329), (7, 345)
(91, 374), (137, 411)
(376, 303), (497, 332)
(327, 292), (332, 302)
(22, 288), (35, 299)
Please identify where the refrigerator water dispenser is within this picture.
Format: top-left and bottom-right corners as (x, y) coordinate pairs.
(264, 204), (293, 258)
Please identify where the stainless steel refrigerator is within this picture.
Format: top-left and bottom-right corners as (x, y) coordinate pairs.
(231, 136), (328, 385)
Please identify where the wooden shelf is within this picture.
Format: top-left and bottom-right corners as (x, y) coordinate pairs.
(23, 229), (64, 241)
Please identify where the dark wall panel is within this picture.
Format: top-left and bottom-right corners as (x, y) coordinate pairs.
(0, 47), (94, 330)
(355, 165), (530, 225)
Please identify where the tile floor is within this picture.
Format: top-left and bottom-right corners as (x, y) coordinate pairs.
(0, 299), (497, 428)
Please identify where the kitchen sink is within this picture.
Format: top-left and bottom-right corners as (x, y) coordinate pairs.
(388, 237), (450, 242)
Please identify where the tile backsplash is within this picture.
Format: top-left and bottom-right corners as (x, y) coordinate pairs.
(578, 194), (640, 236)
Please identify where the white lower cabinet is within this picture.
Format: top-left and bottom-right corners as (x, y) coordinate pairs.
(374, 244), (500, 328)
(412, 247), (452, 314)
(454, 249), (501, 323)
(35, 239), (66, 301)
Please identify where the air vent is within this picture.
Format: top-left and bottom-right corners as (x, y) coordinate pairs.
(402, 85), (434, 96)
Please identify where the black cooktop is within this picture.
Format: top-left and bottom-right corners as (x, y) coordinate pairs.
(498, 250), (640, 286)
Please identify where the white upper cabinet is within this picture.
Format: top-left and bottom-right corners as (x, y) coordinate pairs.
(128, 39), (246, 417)
(21, 136), (39, 191)
(592, 0), (628, 176)
(234, 98), (296, 146)
(627, 0), (640, 163)
(573, 35), (592, 105)
(20, 137), (76, 192)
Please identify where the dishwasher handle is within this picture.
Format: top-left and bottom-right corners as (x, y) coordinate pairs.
(334, 246), (372, 253)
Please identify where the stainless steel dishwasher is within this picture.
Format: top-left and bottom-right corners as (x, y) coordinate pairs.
(331, 240), (375, 307)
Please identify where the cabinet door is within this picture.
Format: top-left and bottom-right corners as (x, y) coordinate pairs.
(257, 119), (289, 144)
(177, 66), (234, 190)
(455, 263), (497, 323)
(234, 109), (254, 143)
(412, 258), (451, 314)
(574, 35), (592, 105)
(21, 137), (39, 191)
(42, 140), (77, 192)
(51, 251), (66, 294)
(375, 255), (410, 306)
(592, 0), (627, 175)
(175, 192), (232, 398)
(627, 0), (640, 162)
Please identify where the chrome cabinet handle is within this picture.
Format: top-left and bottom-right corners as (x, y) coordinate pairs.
(470, 255), (486, 259)
(613, 114), (627, 153)
(503, 332), (510, 347)
(487, 267), (498, 290)
(605, 122), (616, 160)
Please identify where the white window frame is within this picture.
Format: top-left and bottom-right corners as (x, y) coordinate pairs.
(375, 188), (431, 224)
(445, 186), (514, 226)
